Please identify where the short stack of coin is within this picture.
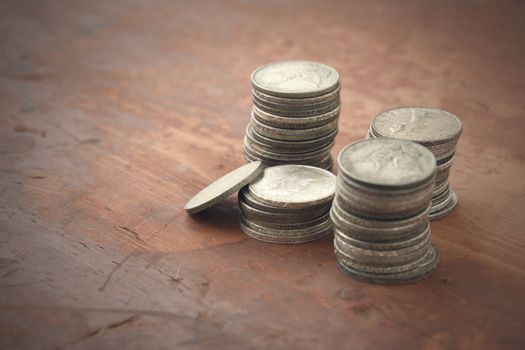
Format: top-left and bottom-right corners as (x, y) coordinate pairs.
(331, 139), (439, 284)
(239, 165), (336, 244)
(368, 107), (463, 220)
(244, 61), (340, 170)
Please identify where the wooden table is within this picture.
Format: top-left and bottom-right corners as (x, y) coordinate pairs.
(1, 1), (524, 349)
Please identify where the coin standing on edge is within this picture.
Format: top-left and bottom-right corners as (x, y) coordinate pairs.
(184, 161), (264, 214)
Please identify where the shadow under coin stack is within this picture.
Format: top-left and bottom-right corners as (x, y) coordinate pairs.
(244, 61), (340, 170)
(239, 165), (336, 243)
(331, 139), (439, 284)
(368, 107), (463, 220)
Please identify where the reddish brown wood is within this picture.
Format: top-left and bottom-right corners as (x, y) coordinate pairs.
(1, 0), (524, 349)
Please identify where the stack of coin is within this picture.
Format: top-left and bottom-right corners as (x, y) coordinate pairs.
(368, 107), (463, 220)
(331, 139), (440, 284)
(239, 164), (336, 244)
(244, 61), (340, 170)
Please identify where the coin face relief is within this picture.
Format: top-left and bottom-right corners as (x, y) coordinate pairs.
(251, 61), (339, 98)
(249, 165), (336, 208)
(338, 139), (436, 188)
(372, 107), (463, 144)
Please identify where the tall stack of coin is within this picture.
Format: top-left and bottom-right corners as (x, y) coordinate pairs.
(239, 165), (336, 244)
(244, 61), (340, 170)
(368, 107), (463, 220)
(331, 139), (439, 284)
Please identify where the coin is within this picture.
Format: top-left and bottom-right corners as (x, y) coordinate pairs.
(252, 85), (341, 105)
(249, 165), (336, 208)
(338, 139), (436, 189)
(252, 105), (340, 128)
(333, 139), (439, 284)
(334, 233), (431, 266)
(330, 201), (430, 242)
(246, 124), (337, 151)
(243, 136), (333, 162)
(184, 161), (264, 214)
(253, 98), (340, 117)
(251, 114), (338, 141)
(337, 245), (439, 285)
(239, 194), (332, 223)
(371, 107), (463, 145)
(240, 216), (332, 243)
(336, 245), (438, 279)
(334, 223), (430, 250)
(240, 212), (330, 230)
(429, 189), (458, 220)
(251, 61), (339, 98)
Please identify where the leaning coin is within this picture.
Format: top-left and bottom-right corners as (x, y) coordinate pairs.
(249, 165), (336, 208)
(184, 161), (264, 214)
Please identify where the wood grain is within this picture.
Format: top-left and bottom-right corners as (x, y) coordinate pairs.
(1, 0), (524, 349)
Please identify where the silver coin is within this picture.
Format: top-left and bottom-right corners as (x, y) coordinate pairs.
(246, 124), (331, 154)
(330, 201), (430, 242)
(336, 244), (439, 285)
(243, 145), (331, 167)
(249, 165), (336, 208)
(371, 107), (463, 145)
(244, 136), (333, 162)
(429, 189), (458, 220)
(333, 223), (430, 251)
(184, 161), (264, 214)
(238, 186), (332, 215)
(239, 195), (331, 224)
(338, 139), (436, 189)
(251, 61), (339, 98)
(334, 179), (434, 220)
(245, 132), (335, 157)
(315, 154), (334, 170)
(252, 86), (341, 105)
(243, 151), (333, 170)
(240, 212), (330, 230)
(251, 114), (338, 141)
(240, 219), (332, 244)
(334, 233), (431, 266)
(252, 105), (340, 128)
(335, 244), (437, 276)
(431, 188), (451, 209)
(253, 98), (340, 117)
(246, 124), (337, 151)
(241, 215), (332, 238)
(253, 94), (339, 111)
